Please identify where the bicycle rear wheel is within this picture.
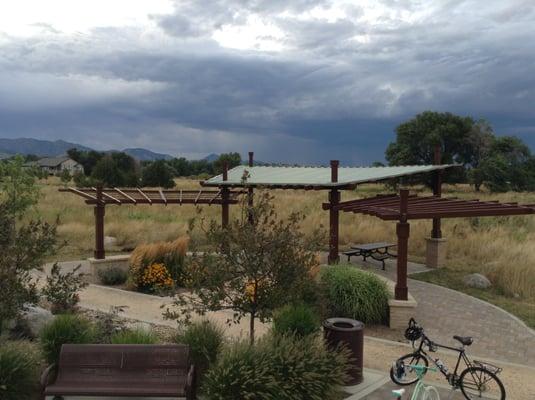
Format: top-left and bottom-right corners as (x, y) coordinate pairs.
(390, 353), (429, 385)
(459, 367), (505, 400)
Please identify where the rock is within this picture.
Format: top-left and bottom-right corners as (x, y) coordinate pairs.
(463, 273), (492, 289)
(21, 305), (55, 337)
(104, 236), (117, 248)
(125, 321), (152, 332)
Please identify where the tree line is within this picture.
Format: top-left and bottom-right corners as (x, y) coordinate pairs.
(65, 149), (242, 188)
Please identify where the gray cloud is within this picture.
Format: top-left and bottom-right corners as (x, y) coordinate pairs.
(0, 0), (534, 164)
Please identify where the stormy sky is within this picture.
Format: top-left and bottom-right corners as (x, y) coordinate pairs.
(0, 0), (534, 164)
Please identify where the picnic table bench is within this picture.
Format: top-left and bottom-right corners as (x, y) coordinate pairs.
(342, 242), (397, 270)
(41, 344), (196, 400)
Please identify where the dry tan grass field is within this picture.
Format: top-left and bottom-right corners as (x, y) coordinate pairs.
(31, 177), (535, 323)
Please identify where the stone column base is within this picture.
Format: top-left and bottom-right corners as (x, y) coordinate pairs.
(425, 237), (447, 268)
(388, 298), (417, 329)
(88, 254), (131, 283)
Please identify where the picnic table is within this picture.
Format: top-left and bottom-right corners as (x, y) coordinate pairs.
(342, 242), (397, 270)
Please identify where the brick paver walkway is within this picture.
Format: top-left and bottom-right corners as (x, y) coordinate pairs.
(354, 258), (535, 366)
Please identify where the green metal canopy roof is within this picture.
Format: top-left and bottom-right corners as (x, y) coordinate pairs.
(202, 164), (457, 189)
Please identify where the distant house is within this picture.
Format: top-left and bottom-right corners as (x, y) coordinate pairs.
(34, 156), (83, 175)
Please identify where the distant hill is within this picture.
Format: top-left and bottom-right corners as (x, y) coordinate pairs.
(0, 138), (92, 157)
(0, 138), (174, 161)
(202, 153), (220, 162)
(122, 148), (173, 161)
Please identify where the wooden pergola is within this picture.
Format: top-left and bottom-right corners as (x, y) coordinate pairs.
(59, 185), (243, 259)
(202, 150), (456, 265)
(327, 189), (535, 300)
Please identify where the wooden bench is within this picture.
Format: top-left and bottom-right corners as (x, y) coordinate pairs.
(343, 242), (397, 270)
(41, 344), (196, 399)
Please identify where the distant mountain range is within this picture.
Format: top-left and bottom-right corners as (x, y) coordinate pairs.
(0, 138), (175, 161)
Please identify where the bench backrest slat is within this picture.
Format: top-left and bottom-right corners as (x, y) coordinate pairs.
(56, 344), (190, 385)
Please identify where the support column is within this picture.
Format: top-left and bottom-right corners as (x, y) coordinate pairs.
(247, 151), (254, 224)
(328, 160), (340, 265)
(94, 185), (105, 259)
(427, 144), (447, 268)
(221, 162), (229, 228)
(395, 188), (410, 300)
(431, 144), (442, 238)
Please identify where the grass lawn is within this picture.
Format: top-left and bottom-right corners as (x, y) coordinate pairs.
(411, 268), (535, 329)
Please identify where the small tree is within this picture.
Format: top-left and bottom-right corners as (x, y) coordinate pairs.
(141, 160), (175, 188)
(163, 192), (323, 344)
(0, 157), (57, 332)
(59, 169), (71, 186)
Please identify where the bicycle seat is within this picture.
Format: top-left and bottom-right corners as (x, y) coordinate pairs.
(391, 389), (405, 398)
(453, 335), (473, 346)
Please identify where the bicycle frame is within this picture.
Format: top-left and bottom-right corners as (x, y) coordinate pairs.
(411, 333), (473, 384)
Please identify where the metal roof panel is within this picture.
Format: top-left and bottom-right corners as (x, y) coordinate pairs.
(203, 164), (457, 188)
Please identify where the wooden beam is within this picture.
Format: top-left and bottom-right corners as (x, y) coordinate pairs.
(137, 188), (152, 204)
(209, 189), (222, 205)
(194, 190), (202, 204)
(159, 188), (167, 205)
(114, 188), (137, 204)
(67, 187), (98, 201)
(92, 187), (121, 204)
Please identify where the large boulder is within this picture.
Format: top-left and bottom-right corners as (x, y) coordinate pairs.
(463, 273), (492, 289)
(20, 305), (55, 337)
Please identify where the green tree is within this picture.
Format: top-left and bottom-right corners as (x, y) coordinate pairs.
(0, 157), (57, 332)
(213, 152), (242, 174)
(385, 111), (474, 183)
(141, 160), (175, 188)
(90, 154), (140, 187)
(67, 148), (103, 176)
(473, 136), (535, 192)
(163, 192), (323, 344)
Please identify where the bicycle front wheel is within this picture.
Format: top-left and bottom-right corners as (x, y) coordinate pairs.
(422, 386), (440, 400)
(390, 353), (429, 385)
(459, 367), (505, 400)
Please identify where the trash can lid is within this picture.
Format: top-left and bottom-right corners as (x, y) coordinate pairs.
(322, 318), (364, 332)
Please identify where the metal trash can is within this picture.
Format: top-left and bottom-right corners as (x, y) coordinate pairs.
(323, 318), (364, 385)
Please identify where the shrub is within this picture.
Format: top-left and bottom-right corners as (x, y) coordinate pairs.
(110, 328), (157, 344)
(0, 341), (40, 400)
(174, 320), (224, 378)
(320, 266), (389, 324)
(40, 314), (98, 364)
(129, 237), (188, 289)
(272, 304), (319, 337)
(203, 334), (350, 400)
(98, 266), (127, 286)
(139, 263), (174, 294)
(42, 263), (88, 314)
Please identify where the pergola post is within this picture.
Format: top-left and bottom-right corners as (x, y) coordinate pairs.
(247, 151), (254, 224)
(427, 144), (447, 268)
(328, 160), (340, 264)
(221, 162), (229, 228)
(94, 185), (105, 259)
(432, 144), (442, 238)
(395, 188), (410, 300)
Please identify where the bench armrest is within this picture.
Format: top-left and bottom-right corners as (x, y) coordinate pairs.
(40, 363), (56, 400)
(186, 364), (196, 400)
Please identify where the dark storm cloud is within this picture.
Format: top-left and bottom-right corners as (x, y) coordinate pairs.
(1, 0), (535, 163)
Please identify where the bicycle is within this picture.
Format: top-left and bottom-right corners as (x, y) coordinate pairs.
(390, 318), (505, 400)
(392, 364), (441, 400)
